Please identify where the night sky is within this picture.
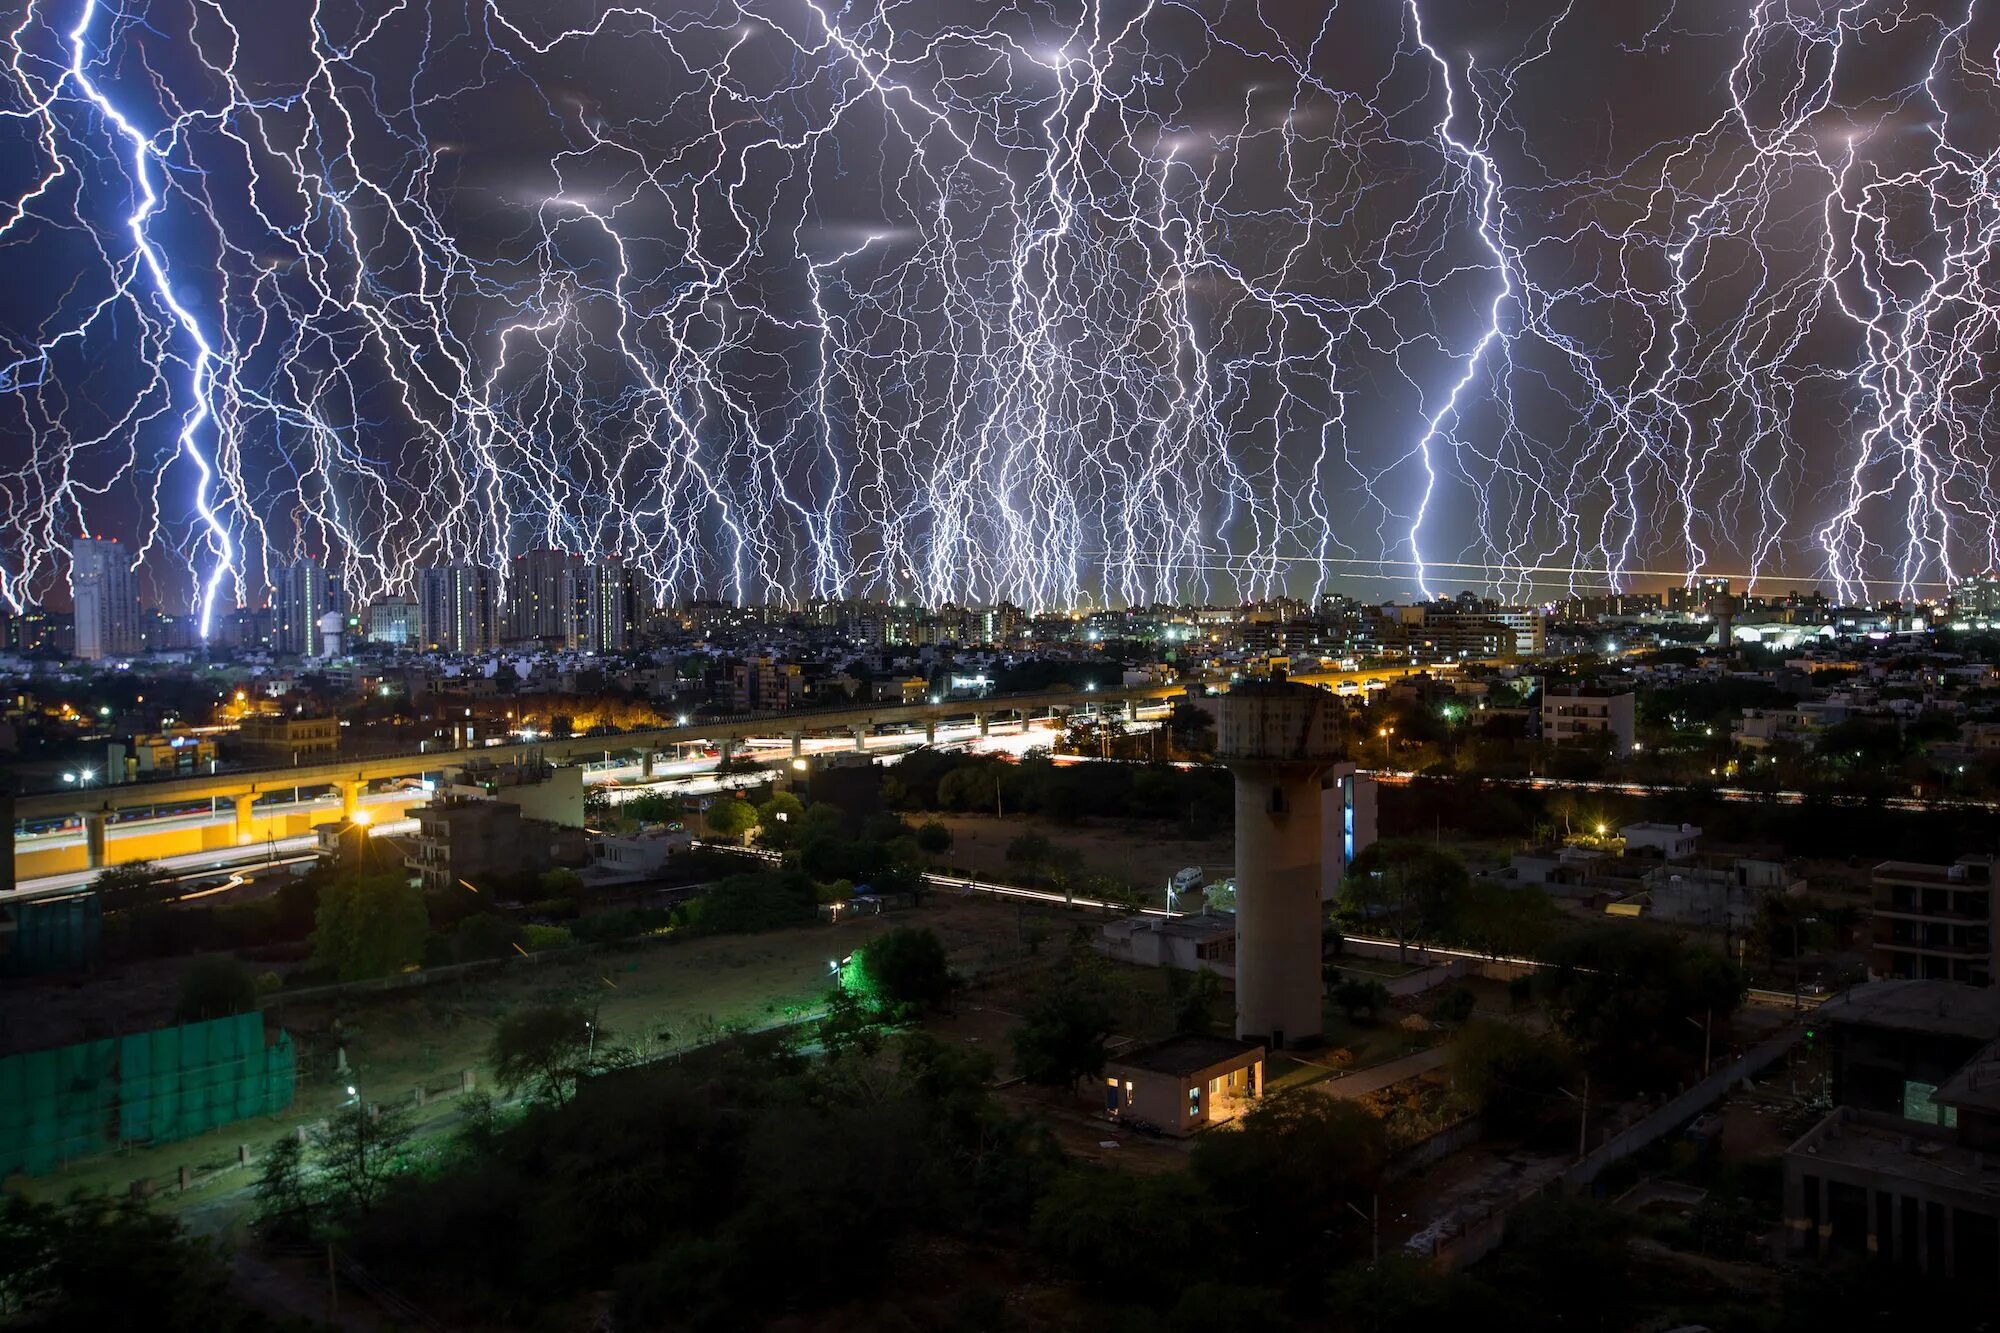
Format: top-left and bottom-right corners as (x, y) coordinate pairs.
(2, 0), (1997, 616)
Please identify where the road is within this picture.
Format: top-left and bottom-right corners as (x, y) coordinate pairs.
(1371, 768), (2000, 815)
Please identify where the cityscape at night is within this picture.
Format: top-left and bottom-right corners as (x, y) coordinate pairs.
(4, 2), (2000, 1330)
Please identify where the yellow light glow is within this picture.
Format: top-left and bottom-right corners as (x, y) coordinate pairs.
(350, 808), (374, 827)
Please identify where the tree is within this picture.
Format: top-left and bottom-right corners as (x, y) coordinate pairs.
(756, 790), (804, 826)
(252, 1134), (317, 1240)
(313, 1102), (414, 1213)
(0, 1194), (264, 1330)
(1190, 1091), (1386, 1278)
(914, 819), (952, 855)
(857, 927), (956, 1016)
(1431, 985), (1477, 1027)
(705, 796), (759, 843)
(537, 867), (584, 897)
(1450, 1020), (1577, 1137)
(89, 861), (176, 913)
(491, 1002), (602, 1106)
(1166, 966), (1223, 1034)
(1005, 830), (1053, 870)
(175, 957), (257, 1023)
(1339, 840), (1470, 961)
(1332, 977), (1391, 1021)
(1012, 968), (1115, 1088)
(1536, 925), (1746, 1090)
(312, 872), (429, 981)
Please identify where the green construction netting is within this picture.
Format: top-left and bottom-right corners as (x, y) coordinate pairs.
(0, 1013), (295, 1178)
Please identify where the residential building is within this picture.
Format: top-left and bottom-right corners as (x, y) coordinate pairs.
(564, 558), (647, 654)
(69, 537), (141, 661)
(506, 549), (581, 644)
(1871, 856), (1996, 986)
(235, 715), (341, 765)
(407, 798), (530, 894)
(105, 732), (218, 782)
(417, 564), (500, 653)
(273, 559), (329, 657)
(1100, 1035), (1265, 1136)
(364, 597), (420, 648)
(1782, 981), (2000, 1279)
(1539, 687), (1636, 755)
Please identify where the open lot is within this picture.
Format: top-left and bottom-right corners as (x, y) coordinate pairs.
(10, 893), (1049, 1213)
(927, 812), (1233, 905)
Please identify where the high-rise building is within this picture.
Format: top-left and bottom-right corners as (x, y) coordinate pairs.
(1953, 574), (2000, 621)
(70, 537), (142, 661)
(1668, 577), (1732, 615)
(564, 558), (647, 654)
(365, 597), (420, 648)
(506, 549), (582, 643)
(417, 565), (499, 653)
(274, 558), (329, 656)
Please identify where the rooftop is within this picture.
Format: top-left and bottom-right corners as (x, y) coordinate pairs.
(1815, 979), (2000, 1043)
(1109, 1033), (1264, 1078)
(1935, 1037), (2000, 1115)
(1789, 1108), (2000, 1199)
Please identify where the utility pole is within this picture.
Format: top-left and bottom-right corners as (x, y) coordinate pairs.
(1577, 1073), (1589, 1163)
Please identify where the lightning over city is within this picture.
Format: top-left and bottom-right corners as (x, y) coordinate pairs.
(3, 0), (1999, 620)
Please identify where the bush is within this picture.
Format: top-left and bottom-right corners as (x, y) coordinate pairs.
(519, 924), (574, 952)
(856, 927), (955, 1016)
(1333, 977), (1392, 1021)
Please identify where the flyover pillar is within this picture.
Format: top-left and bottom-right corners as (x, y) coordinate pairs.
(719, 739), (736, 768)
(852, 727), (867, 753)
(233, 794), (257, 844)
(1125, 699), (1140, 723)
(340, 780), (363, 822)
(641, 751), (656, 780)
(977, 713), (991, 737)
(790, 734), (804, 760)
(924, 719), (938, 745)
(84, 811), (108, 870)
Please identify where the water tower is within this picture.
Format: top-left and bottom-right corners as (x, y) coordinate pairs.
(315, 609), (346, 661)
(1214, 676), (1342, 1048)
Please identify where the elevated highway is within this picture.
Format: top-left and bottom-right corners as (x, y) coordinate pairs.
(10, 664), (1437, 879)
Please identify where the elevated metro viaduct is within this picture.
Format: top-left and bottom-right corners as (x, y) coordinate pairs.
(9, 664), (1433, 880)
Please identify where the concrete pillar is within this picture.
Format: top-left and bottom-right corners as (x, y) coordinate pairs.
(460, 1068), (477, 1094)
(238, 1143), (252, 1167)
(641, 751), (655, 779)
(1125, 699), (1140, 722)
(977, 713), (991, 737)
(852, 727), (867, 753)
(84, 811), (108, 870)
(178, 1165), (191, 1192)
(718, 739), (736, 767)
(233, 793), (257, 844)
(923, 719), (938, 745)
(340, 779), (363, 821)
(412, 1084), (427, 1107)
(790, 734), (804, 760)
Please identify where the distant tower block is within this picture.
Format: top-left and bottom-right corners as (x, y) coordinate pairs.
(1215, 678), (1343, 1049)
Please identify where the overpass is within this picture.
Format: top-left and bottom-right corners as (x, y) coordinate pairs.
(11, 663), (1438, 877)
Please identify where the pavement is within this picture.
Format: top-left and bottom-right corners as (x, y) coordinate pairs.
(1307, 1044), (1451, 1099)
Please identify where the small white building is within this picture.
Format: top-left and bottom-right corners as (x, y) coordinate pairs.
(1097, 913), (1237, 976)
(1621, 821), (1701, 860)
(586, 826), (693, 883)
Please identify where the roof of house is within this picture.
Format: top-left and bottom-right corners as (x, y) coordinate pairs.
(1109, 1034), (1264, 1078)
(1815, 980), (2000, 1043)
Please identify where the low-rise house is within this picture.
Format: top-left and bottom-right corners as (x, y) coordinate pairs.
(1101, 1034), (1265, 1136)
(1097, 912), (1237, 976)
